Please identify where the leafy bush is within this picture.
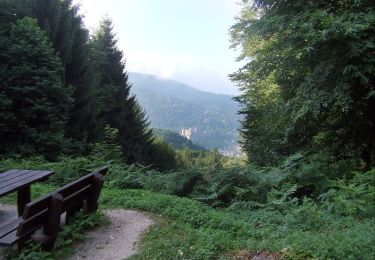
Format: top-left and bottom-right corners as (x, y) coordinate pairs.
(197, 166), (267, 207)
(267, 152), (355, 197)
(90, 125), (124, 163)
(319, 169), (375, 217)
(148, 137), (178, 170)
(106, 165), (203, 197)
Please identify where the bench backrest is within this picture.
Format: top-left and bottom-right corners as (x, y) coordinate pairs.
(17, 166), (108, 237)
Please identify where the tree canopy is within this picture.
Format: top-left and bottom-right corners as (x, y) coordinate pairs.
(92, 18), (155, 164)
(0, 1), (175, 169)
(231, 0), (375, 167)
(0, 17), (72, 157)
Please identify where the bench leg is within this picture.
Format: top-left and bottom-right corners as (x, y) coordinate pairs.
(17, 186), (31, 216)
(65, 202), (83, 223)
(15, 240), (25, 251)
(84, 173), (104, 214)
(42, 193), (63, 251)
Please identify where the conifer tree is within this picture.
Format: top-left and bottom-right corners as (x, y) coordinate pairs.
(93, 18), (154, 164)
(0, 17), (72, 157)
(9, 0), (101, 146)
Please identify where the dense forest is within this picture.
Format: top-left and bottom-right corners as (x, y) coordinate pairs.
(0, 0), (374, 259)
(0, 0), (178, 168)
(231, 0), (375, 169)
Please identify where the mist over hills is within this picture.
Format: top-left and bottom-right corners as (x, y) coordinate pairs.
(128, 73), (240, 152)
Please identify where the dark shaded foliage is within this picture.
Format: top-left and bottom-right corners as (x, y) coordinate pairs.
(231, 0), (375, 168)
(0, 17), (72, 158)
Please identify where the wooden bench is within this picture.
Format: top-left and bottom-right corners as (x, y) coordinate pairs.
(0, 166), (108, 250)
(0, 169), (55, 216)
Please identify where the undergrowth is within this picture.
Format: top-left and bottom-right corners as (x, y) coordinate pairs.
(0, 153), (374, 259)
(0, 182), (374, 259)
(103, 188), (375, 260)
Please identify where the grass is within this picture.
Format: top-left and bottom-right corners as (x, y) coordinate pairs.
(1, 183), (375, 259)
(1, 183), (374, 259)
(100, 188), (375, 260)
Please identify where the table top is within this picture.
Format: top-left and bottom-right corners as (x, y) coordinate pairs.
(0, 169), (54, 197)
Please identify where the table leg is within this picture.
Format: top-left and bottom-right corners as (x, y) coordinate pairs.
(17, 186), (31, 216)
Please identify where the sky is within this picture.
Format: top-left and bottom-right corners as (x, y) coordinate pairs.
(74, 0), (243, 95)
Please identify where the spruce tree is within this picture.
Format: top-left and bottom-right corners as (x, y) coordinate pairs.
(9, 0), (101, 146)
(93, 18), (154, 164)
(0, 17), (72, 157)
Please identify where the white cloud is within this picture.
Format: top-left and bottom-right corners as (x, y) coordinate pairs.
(123, 48), (240, 95)
(125, 50), (200, 79)
(73, 0), (241, 95)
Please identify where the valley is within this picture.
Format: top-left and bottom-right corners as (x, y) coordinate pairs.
(128, 73), (241, 153)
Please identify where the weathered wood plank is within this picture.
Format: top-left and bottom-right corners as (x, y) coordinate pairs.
(0, 169), (22, 179)
(0, 171), (44, 189)
(62, 185), (91, 212)
(17, 186), (31, 216)
(21, 173), (96, 219)
(0, 170), (34, 183)
(84, 173), (104, 213)
(0, 228), (34, 246)
(0, 230), (18, 246)
(0, 218), (21, 239)
(42, 193), (63, 250)
(56, 175), (93, 198)
(17, 210), (48, 235)
(22, 197), (50, 220)
(0, 171), (54, 197)
(22, 176), (93, 219)
(95, 166), (109, 176)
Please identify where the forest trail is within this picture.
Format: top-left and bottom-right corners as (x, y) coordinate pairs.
(69, 209), (154, 260)
(0, 204), (17, 227)
(0, 205), (154, 260)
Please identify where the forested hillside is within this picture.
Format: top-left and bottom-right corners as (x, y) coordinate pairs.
(129, 73), (240, 151)
(153, 128), (206, 151)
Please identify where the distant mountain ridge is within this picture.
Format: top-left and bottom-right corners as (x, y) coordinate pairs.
(128, 72), (240, 151)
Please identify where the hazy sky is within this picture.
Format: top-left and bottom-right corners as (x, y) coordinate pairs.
(74, 0), (243, 95)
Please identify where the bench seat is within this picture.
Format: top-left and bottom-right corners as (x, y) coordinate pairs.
(0, 166), (108, 250)
(0, 218), (22, 245)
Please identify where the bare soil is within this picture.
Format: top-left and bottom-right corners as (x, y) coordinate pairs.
(0, 204), (17, 259)
(0, 204), (17, 226)
(0, 205), (154, 260)
(68, 209), (154, 260)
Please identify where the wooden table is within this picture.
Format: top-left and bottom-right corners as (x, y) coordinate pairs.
(0, 169), (54, 216)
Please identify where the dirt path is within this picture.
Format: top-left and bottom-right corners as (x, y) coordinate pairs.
(0, 204), (18, 258)
(0, 204), (17, 226)
(0, 205), (154, 260)
(69, 209), (154, 260)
